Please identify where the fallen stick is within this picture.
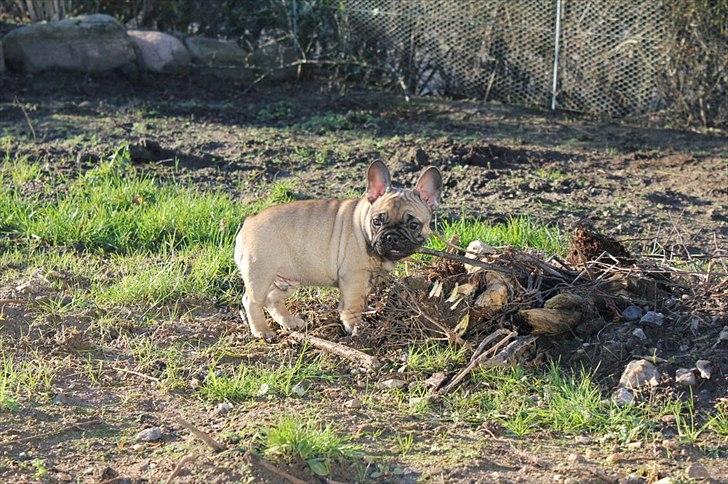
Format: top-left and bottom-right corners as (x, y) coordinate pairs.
(439, 331), (516, 395)
(416, 247), (516, 276)
(113, 367), (160, 382)
(165, 453), (197, 484)
(288, 332), (381, 370)
(244, 451), (308, 484)
(0, 298), (24, 304)
(175, 417), (226, 452)
(479, 336), (537, 369)
(469, 328), (515, 364)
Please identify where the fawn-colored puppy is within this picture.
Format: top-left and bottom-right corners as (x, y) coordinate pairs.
(234, 161), (442, 339)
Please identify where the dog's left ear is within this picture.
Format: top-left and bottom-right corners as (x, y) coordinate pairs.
(414, 166), (442, 210)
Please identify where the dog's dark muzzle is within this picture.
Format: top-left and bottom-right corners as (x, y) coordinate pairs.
(372, 230), (423, 260)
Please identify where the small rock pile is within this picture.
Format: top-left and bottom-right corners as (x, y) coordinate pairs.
(0, 14), (297, 80)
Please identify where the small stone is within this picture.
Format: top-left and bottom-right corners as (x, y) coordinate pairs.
(675, 368), (697, 387)
(188, 378), (200, 390)
(715, 326), (728, 347)
(409, 396), (430, 407)
(660, 415), (676, 425)
(640, 311), (664, 326)
(605, 452), (621, 464)
(624, 474), (643, 484)
(567, 452), (584, 463)
(344, 398), (361, 409)
(136, 427), (162, 442)
(256, 383), (270, 396)
(424, 372), (447, 389)
(626, 441), (642, 451)
(291, 381), (308, 396)
(654, 478), (676, 484)
(215, 402), (233, 415)
(695, 360), (712, 379)
(661, 438), (678, 450)
(584, 449), (597, 460)
(632, 328), (647, 341)
(132, 443), (143, 451)
(575, 435), (591, 445)
(619, 360), (660, 389)
(56, 472), (72, 482)
(622, 305), (643, 321)
(687, 462), (710, 480)
(613, 387), (635, 405)
(380, 378), (407, 389)
(83, 467), (95, 475)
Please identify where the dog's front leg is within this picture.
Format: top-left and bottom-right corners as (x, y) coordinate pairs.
(338, 274), (369, 336)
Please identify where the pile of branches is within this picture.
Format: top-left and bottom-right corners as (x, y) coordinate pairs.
(288, 220), (725, 394)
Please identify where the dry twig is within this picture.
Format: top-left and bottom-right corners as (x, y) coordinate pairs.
(244, 451), (308, 484)
(165, 454), (197, 484)
(175, 417), (226, 452)
(289, 331), (381, 370)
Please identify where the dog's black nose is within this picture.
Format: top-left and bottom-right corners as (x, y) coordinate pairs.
(384, 233), (400, 245)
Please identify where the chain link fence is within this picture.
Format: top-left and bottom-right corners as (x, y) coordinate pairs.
(336, 0), (669, 117)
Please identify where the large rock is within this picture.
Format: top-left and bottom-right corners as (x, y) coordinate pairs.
(184, 36), (245, 65)
(2, 14), (135, 73)
(127, 30), (190, 73)
(619, 359), (660, 389)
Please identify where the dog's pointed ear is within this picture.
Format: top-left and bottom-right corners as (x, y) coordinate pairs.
(366, 161), (391, 204)
(415, 166), (442, 210)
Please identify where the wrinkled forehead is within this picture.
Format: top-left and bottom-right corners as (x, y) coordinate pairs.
(371, 189), (430, 221)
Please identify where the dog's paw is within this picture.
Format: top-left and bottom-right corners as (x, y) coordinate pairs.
(280, 316), (306, 332)
(250, 327), (276, 342)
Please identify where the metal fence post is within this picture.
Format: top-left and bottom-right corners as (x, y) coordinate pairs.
(550, 0), (562, 110)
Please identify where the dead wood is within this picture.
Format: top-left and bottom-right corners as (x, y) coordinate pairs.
(175, 417), (226, 452)
(289, 331), (381, 370)
(244, 451), (308, 484)
(417, 247), (519, 276)
(165, 454), (197, 484)
(439, 330), (519, 395)
(520, 292), (598, 335)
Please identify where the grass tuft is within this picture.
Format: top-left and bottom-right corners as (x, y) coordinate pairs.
(261, 415), (361, 476)
(429, 216), (566, 255)
(407, 342), (466, 373)
(199, 348), (331, 402)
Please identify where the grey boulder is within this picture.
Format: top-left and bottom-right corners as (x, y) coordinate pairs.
(2, 14), (135, 73)
(128, 30), (190, 73)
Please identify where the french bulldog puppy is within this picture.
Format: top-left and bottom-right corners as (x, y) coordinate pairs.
(234, 161), (442, 339)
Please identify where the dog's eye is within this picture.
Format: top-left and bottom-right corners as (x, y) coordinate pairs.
(408, 221), (421, 231)
(372, 217), (383, 227)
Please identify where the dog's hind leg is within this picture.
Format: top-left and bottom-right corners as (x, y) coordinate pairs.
(265, 278), (305, 332)
(242, 293), (275, 340)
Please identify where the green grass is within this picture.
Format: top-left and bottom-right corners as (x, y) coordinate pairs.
(429, 216), (566, 255)
(260, 415), (361, 476)
(1, 349), (55, 410)
(1, 155), (42, 185)
(534, 167), (567, 181)
(442, 364), (695, 441)
(199, 348), (332, 402)
(0, 145), (294, 254)
(406, 342), (466, 373)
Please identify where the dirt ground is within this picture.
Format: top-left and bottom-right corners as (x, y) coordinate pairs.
(0, 72), (727, 483)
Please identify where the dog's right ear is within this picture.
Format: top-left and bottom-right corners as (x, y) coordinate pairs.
(366, 161), (391, 203)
